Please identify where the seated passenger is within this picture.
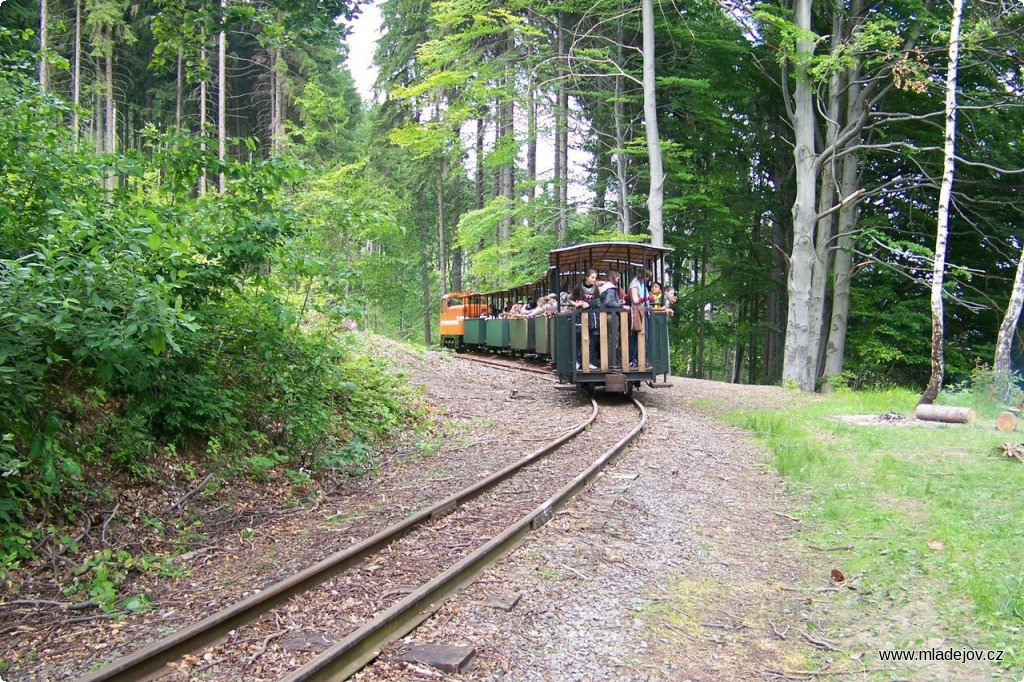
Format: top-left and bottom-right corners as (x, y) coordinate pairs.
(524, 293), (558, 318)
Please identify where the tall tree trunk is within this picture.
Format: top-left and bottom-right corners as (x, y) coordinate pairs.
(810, 27), (844, 382)
(558, 83), (569, 238)
(218, 0), (227, 193)
(526, 76), (537, 230)
(733, 300), (746, 384)
(822, 70), (865, 389)
(269, 51), (276, 150)
(39, 0), (50, 92)
(71, 0), (82, 143)
(557, 87), (565, 231)
(920, 0), (963, 405)
(614, 31), (630, 234)
(475, 117), (485, 210)
(452, 170), (463, 292)
(104, 26), (115, 190)
(697, 246), (706, 378)
(421, 211), (432, 345)
(641, 0), (664, 247)
(994, 245), (1024, 398)
(94, 61), (103, 154)
(269, 21), (287, 156)
(498, 33), (515, 241)
(821, 148), (859, 388)
(749, 295), (759, 384)
(175, 50), (183, 132)
(555, 11), (568, 244)
(782, 0), (818, 391)
(437, 157), (447, 296)
(199, 39), (208, 196)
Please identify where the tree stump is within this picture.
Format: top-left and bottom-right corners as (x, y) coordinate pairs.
(996, 411), (1017, 432)
(914, 404), (977, 425)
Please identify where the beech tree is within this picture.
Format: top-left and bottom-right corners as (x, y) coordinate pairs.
(641, 0), (663, 247)
(760, 0), (1024, 391)
(994, 244), (1024, 399)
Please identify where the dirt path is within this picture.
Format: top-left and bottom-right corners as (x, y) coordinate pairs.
(1, 349), (1013, 680)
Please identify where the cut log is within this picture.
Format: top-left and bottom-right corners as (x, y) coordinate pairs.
(996, 411), (1017, 432)
(914, 404), (977, 425)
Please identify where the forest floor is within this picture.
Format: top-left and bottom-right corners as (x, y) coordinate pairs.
(0, 340), (1015, 680)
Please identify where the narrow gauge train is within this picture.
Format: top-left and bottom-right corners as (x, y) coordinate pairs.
(441, 241), (673, 395)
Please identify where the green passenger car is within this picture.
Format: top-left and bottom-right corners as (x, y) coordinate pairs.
(485, 318), (511, 350)
(509, 318), (535, 353)
(463, 318), (487, 347)
(533, 316), (551, 357)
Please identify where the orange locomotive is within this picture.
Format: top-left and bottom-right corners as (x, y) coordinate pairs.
(440, 292), (491, 348)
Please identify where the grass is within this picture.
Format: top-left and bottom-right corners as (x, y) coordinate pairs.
(728, 386), (1024, 674)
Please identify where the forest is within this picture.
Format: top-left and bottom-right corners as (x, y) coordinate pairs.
(0, 0), (1023, 559)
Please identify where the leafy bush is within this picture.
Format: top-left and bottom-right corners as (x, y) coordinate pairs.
(941, 364), (1024, 417)
(0, 61), (423, 564)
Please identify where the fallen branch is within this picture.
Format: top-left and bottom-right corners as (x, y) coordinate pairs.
(61, 613), (117, 625)
(100, 503), (120, 547)
(167, 473), (214, 513)
(0, 625), (36, 637)
(801, 630), (842, 651)
(195, 657), (225, 674)
(245, 626), (290, 666)
(769, 620), (790, 639)
(772, 511), (800, 522)
(0, 599), (95, 611)
(809, 544), (854, 552)
(760, 667), (888, 678)
(663, 622), (695, 640)
(406, 663), (447, 678)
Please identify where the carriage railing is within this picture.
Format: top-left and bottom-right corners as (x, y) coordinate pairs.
(573, 308), (649, 373)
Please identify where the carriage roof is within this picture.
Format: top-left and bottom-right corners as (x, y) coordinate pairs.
(548, 241), (672, 275)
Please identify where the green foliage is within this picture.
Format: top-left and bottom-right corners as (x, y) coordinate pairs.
(0, 62), (423, 560)
(66, 548), (179, 612)
(941, 365), (1024, 418)
(455, 197), (554, 289)
(843, 269), (932, 388)
(729, 389), (1024, 671)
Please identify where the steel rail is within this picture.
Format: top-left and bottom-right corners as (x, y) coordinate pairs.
(455, 353), (555, 378)
(283, 397), (648, 682)
(77, 400), (599, 682)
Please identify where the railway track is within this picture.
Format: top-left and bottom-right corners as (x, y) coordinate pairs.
(454, 351), (555, 378)
(79, 364), (646, 682)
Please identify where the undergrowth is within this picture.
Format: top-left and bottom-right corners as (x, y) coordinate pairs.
(730, 385), (1024, 674)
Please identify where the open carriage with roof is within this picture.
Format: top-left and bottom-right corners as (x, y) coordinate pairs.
(548, 242), (673, 395)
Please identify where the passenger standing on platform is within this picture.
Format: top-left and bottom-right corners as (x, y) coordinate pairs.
(571, 269), (600, 369)
(598, 270), (625, 371)
(628, 269), (652, 368)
